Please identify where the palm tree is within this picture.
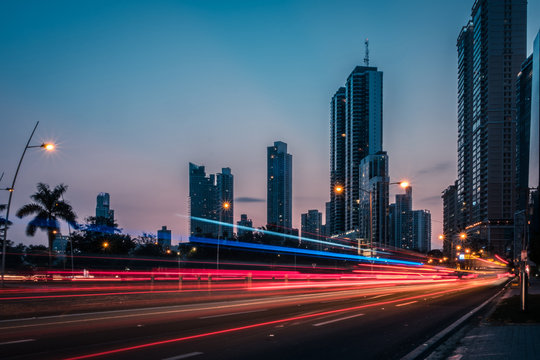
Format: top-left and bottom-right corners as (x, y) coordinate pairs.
(16, 183), (77, 266)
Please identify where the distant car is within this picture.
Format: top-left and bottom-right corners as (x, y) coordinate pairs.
(31, 274), (48, 282)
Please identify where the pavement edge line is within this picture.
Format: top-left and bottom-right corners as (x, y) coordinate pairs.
(400, 279), (511, 360)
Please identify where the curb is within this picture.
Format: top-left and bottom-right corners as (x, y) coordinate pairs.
(400, 279), (511, 360)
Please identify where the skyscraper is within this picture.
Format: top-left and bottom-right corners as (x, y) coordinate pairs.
(189, 163), (218, 238)
(301, 210), (323, 249)
(267, 141), (292, 232)
(329, 87), (346, 236)
(217, 167), (234, 239)
(456, 0), (526, 254)
(412, 210), (431, 253)
(189, 163), (234, 239)
(359, 151), (389, 246)
(329, 64), (383, 236)
(393, 186), (412, 249)
(442, 181), (459, 257)
(344, 66), (383, 232)
(95, 192), (114, 226)
(456, 21), (474, 231)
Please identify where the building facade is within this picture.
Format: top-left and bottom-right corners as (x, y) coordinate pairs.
(344, 66), (383, 233)
(359, 151), (389, 246)
(412, 210), (431, 253)
(328, 64), (383, 237)
(267, 141), (292, 231)
(96, 192), (114, 226)
(157, 226), (172, 249)
(189, 163), (218, 238)
(391, 186), (413, 249)
(442, 181), (459, 256)
(455, 0), (527, 255)
(329, 87), (347, 236)
(217, 167), (234, 239)
(237, 214), (253, 238)
(301, 210), (323, 250)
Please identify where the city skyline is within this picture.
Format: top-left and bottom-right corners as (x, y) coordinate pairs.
(1, 1), (539, 248)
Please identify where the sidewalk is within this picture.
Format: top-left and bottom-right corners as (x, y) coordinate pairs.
(429, 276), (540, 360)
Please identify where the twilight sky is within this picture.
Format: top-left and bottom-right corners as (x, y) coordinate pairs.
(1, 0), (539, 249)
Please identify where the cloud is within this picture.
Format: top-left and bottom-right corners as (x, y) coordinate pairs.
(235, 197), (265, 203)
(417, 161), (454, 176)
(418, 195), (442, 205)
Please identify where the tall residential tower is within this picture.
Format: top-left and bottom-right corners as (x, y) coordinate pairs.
(267, 141), (292, 231)
(455, 0), (527, 254)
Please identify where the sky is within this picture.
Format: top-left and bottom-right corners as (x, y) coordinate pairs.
(1, 0), (539, 249)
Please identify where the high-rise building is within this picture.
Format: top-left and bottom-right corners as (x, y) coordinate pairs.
(442, 181), (459, 257)
(412, 210), (431, 253)
(189, 163), (234, 239)
(323, 201), (332, 237)
(237, 214), (253, 238)
(267, 141), (292, 231)
(301, 210), (323, 249)
(189, 163), (218, 238)
(96, 192), (114, 226)
(329, 87), (347, 236)
(392, 186), (413, 249)
(344, 66), (383, 232)
(157, 226), (172, 249)
(516, 55), (533, 212)
(359, 151), (389, 246)
(456, 0), (527, 255)
(217, 167), (234, 239)
(456, 21), (474, 230)
(530, 32), (540, 266)
(529, 31), (540, 194)
(328, 63), (383, 236)
(390, 186), (431, 251)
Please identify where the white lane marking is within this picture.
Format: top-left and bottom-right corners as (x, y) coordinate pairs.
(313, 313), (364, 327)
(369, 294), (388, 299)
(162, 352), (203, 360)
(395, 301), (418, 307)
(199, 309), (267, 319)
(0, 338), (35, 346)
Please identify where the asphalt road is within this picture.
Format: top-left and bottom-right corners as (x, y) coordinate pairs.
(0, 277), (507, 360)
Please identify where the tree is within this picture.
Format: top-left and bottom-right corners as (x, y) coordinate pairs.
(16, 183), (77, 266)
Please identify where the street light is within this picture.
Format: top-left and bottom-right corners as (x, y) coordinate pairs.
(217, 201), (231, 270)
(1, 121), (55, 287)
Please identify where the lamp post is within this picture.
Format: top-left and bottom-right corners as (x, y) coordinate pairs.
(1, 121), (55, 287)
(216, 201), (230, 270)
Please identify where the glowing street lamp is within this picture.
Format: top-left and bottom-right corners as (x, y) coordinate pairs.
(334, 185), (344, 194)
(1, 121), (56, 287)
(217, 200), (231, 270)
(438, 234), (444, 240)
(399, 181), (409, 189)
(460, 233), (467, 240)
(102, 241), (109, 249)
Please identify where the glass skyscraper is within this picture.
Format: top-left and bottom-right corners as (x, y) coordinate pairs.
(267, 141), (292, 231)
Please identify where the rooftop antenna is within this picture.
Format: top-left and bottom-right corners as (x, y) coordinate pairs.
(364, 38), (369, 66)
